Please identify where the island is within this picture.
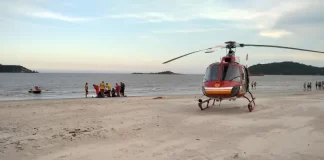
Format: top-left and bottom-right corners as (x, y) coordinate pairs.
(0, 64), (38, 73)
(132, 71), (181, 75)
(248, 61), (324, 75)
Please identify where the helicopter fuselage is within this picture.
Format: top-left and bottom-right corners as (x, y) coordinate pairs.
(202, 56), (250, 99)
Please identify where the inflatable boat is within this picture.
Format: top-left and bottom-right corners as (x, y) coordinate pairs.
(28, 90), (42, 94)
(29, 86), (42, 94)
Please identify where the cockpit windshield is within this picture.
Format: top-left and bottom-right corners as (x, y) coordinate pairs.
(221, 64), (241, 82)
(204, 65), (220, 82)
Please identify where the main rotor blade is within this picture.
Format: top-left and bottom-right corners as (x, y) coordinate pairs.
(242, 44), (324, 54)
(162, 45), (224, 64)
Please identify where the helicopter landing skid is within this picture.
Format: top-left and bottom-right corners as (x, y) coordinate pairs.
(198, 98), (218, 110)
(243, 91), (256, 112)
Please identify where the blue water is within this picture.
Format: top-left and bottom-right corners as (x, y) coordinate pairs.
(0, 73), (323, 101)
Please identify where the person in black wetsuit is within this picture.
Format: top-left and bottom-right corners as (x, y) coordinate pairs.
(120, 82), (125, 97)
(111, 88), (116, 97)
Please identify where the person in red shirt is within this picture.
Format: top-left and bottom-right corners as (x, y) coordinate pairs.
(115, 83), (120, 97)
(34, 86), (41, 91)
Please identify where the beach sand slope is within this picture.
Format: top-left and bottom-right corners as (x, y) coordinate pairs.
(0, 93), (324, 160)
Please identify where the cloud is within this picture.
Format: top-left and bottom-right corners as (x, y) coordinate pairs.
(259, 30), (292, 38)
(106, 0), (320, 39)
(3, 1), (100, 22)
(106, 10), (266, 23)
(152, 28), (227, 34)
(107, 12), (177, 22)
(107, 1), (305, 23)
(4, 0), (322, 37)
(271, 0), (324, 39)
(25, 11), (95, 22)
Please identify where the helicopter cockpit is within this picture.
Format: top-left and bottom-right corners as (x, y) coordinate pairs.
(203, 63), (242, 82)
(221, 64), (241, 82)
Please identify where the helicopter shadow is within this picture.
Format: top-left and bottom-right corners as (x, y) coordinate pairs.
(185, 102), (253, 116)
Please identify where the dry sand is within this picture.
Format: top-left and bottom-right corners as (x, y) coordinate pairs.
(1, 92), (324, 160)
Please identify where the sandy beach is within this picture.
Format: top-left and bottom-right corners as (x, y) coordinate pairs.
(1, 91), (324, 160)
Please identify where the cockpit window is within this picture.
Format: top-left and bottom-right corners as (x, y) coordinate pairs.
(204, 65), (220, 82)
(221, 65), (241, 82)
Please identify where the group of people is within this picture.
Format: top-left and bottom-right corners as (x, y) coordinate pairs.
(84, 81), (126, 98)
(304, 82), (312, 91)
(303, 81), (324, 91)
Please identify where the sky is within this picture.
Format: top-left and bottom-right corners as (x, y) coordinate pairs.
(1, 0), (324, 74)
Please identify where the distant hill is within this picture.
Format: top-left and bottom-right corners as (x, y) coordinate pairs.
(0, 64), (38, 73)
(248, 61), (324, 75)
(132, 71), (181, 75)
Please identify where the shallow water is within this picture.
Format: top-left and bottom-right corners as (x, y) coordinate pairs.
(0, 73), (323, 101)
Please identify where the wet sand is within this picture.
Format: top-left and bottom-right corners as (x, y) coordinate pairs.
(0, 91), (324, 160)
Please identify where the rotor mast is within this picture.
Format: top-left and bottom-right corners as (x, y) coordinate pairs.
(225, 41), (237, 57)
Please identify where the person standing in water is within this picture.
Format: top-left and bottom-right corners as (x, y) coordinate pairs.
(120, 82), (125, 97)
(309, 82), (312, 90)
(85, 82), (88, 98)
(115, 83), (121, 97)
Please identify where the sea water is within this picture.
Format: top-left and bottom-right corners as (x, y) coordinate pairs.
(0, 73), (323, 101)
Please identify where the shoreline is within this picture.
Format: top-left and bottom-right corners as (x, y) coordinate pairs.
(0, 93), (202, 103)
(0, 90), (323, 103)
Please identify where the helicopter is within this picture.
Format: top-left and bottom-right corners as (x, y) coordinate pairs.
(162, 41), (324, 112)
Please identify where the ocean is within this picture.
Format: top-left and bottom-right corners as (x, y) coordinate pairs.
(0, 73), (323, 101)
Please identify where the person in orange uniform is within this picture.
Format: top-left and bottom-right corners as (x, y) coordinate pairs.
(100, 81), (105, 95)
(93, 84), (100, 97)
(115, 83), (120, 97)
